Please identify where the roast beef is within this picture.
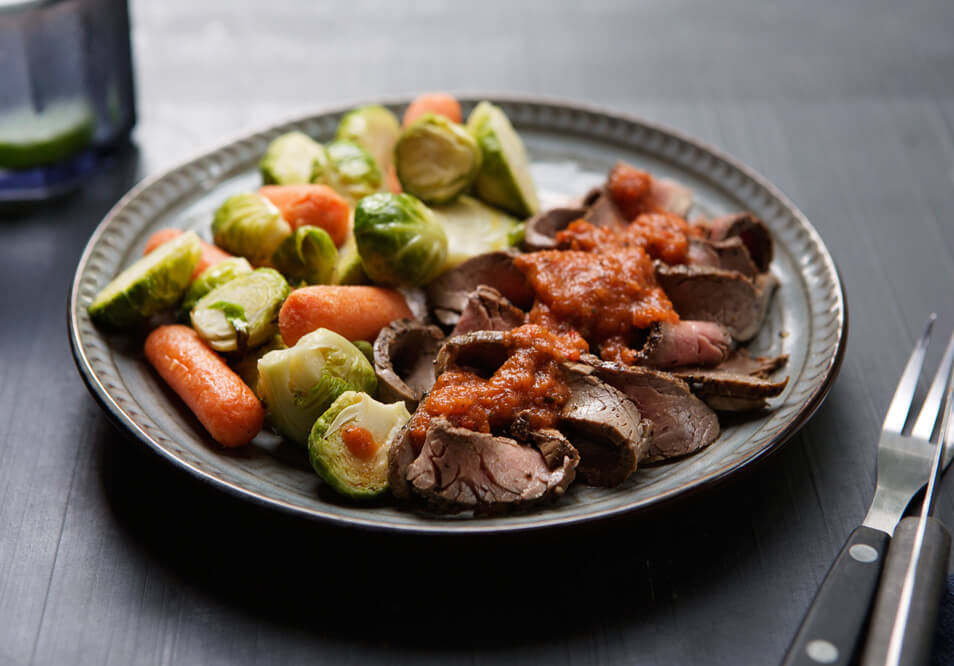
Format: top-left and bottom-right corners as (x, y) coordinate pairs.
(373, 319), (445, 411)
(585, 355), (720, 463)
(509, 411), (581, 470)
(425, 251), (534, 327)
(655, 264), (778, 341)
(450, 286), (526, 337)
(696, 213), (772, 272)
(434, 329), (509, 377)
(634, 320), (732, 368)
(582, 191), (628, 229)
(687, 237), (758, 278)
(387, 424), (418, 500)
(671, 350), (789, 411)
(647, 178), (693, 218)
(523, 207), (586, 251)
(405, 417), (577, 512)
(560, 363), (652, 486)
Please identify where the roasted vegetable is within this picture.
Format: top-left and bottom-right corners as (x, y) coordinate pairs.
(308, 391), (410, 499)
(332, 235), (369, 285)
(190, 268), (290, 353)
(335, 105), (401, 177)
(467, 101), (540, 217)
(353, 192), (447, 287)
(211, 192), (292, 265)
(256, 328), (378, 446)
(314, 140), (383, 204)
(181, 256), (254, 313)
(230, 334), (286, 391)
(271, 226), (338, 286)
(260, 131), (326, 185)
(432, 195), (522, 269)
(88, 230), (201, 329)
(394, 113), (481, 204)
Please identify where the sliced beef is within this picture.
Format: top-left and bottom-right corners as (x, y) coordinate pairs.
(696, 213), (773, 272)
(560, 363), (652, 486)
(523, 207), (586, 251)
(425, 251), (534, 327)
(373, 319), (445, 411)
(586, 355), (720, 463)
(634, 320), (732, 368)
(671, 349), (789, 411)
(387, 424), (418, 500)
(655, 264), (778, 341)
(434, 329), (509, 377)
(508, 411), (580, 470)
(647, 178), (693, 218)
(405, 417), (577, 512)
(687, 237), (757, 278)
(450, 286), (526, 337)
(583, 191), (628, 229)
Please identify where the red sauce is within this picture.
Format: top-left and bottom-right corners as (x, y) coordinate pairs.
(408, 324), (587, 450)
(607, 162), (653, 219)
(341, 424), (378, 459)
(556, 214), (689, 265)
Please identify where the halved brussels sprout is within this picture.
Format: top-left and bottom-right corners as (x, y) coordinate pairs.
(353, 192), (448, 287)
(394, 113), (481, 204)
(332, 235), (369, 285)
(257, 328), (378, 446)
(260, 131), (326, 185)
(351, 340), (374, 363)
(271, 225), (338, 286)
(190, 268), (290, 353)
(314, 140), (383, 204)
(335, 105), (400, 176)
(211, 192), (292, 265)
(88, 230), (201, 329)
(432, 195), (521, 270)
(230, 334), (286, 391)
(181, 256), (254, 313)
(308, 391), (410, 499)
(466, 101), (540, 217)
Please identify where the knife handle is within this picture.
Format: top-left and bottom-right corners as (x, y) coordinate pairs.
(781, 525), (889, 666)
(860, 516), (951, 666)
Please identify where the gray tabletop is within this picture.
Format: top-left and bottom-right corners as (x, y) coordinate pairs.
(3, 1), (954, 664)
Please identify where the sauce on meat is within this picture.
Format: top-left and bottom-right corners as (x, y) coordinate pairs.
(408, 324), (587, 450)
(341, 424), (379, 458)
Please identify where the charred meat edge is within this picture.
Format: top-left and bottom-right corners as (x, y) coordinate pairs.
(687, 237), (758, 278)
(373, 318), (445, 411)
(450, 285), (526, 337)
(425, 251), (533, 327)
(697, 212), (773, 273)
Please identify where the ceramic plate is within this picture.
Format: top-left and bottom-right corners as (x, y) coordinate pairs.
(69, 96), (846, 533)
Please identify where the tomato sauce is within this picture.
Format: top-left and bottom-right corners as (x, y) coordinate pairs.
(408, 324), (586, 450)
(341, 424), (379, 458)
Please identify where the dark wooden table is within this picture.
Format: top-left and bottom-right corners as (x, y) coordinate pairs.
(3, 1), (954, 663)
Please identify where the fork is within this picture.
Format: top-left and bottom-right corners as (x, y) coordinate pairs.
(782, 314), (954, 666)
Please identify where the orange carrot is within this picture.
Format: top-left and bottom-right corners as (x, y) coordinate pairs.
(143, 228), (232, 277)
(402, 93), (462, 127)
(386, 164), (402, 194)
(279, 285), (413, 345)
(258, 184), (351, 246)
(144, 325), (264, 447)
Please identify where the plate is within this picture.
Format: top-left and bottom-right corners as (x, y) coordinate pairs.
(69, 96), (846, 533)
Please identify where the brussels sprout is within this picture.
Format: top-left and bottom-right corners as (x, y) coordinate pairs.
(314, 140), (383, 204)
(466, 101), (540, 217)
(190, 268), (290, 353)
(308, 391), (410, 499)
(211, 192), (292, 265)
(335, 105), (401, 175)
(270, 226), (338, 286)
(88, 230), (201, 329)
(230, 334), (286, 391)
(260, 131), (326, 185)
(332, 235), (369, 285)
(353, 192), (448, 287)
(181, 257), (254, 313)
(432, 195), (521, 270)
(394, 113), (482, 204)
(257, 328), (378, 446)
(351, 340), (374, 363)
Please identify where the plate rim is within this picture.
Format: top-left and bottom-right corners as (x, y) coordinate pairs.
(68, 94), (848, 534)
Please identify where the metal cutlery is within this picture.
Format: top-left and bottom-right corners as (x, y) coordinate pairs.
(782, 315), (954, 666)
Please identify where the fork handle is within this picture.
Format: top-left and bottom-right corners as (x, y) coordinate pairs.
(860, 516), (950, 665)
(781, 525), (890, 666)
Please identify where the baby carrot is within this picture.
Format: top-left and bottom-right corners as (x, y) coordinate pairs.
(279, 285), (413, 345)
(258, 184), (351, 246)
(143, 228), (232, 277)
(144, 325), (264, 447)
(402, 93), (463, 127)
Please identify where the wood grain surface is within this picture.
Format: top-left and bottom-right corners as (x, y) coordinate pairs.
(2, 1), (954, 664)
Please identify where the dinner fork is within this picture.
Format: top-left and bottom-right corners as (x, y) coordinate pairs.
(782, 314), (954, 666)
